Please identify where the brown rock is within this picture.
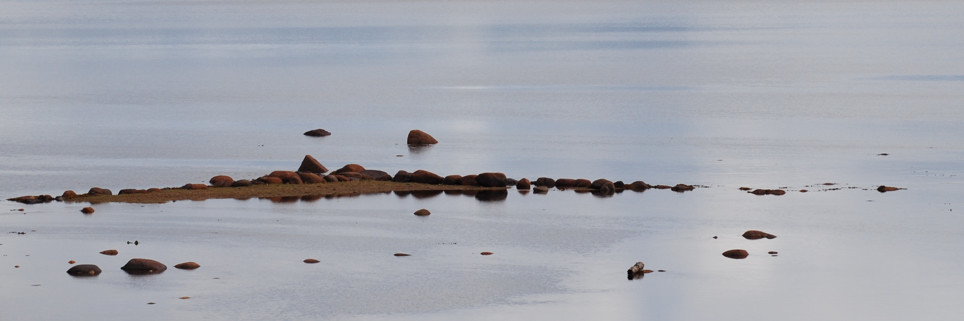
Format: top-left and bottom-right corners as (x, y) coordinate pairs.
(591, 179), (616, 195)
(269, 171), (303, 184)
(298, 172), (327, 184)
(516, 178), (531, 190)
(67, 264), (102, 276)
(629, 181), (651, 191)
(231, 179), (252, 187)
(303, 259), (320, 264)
(410, 170), (444, 184)
(394, 253), (411, 257)
(174, 262), (200, 270)
(671, 184), (695, 192)
(119, 188), (148, 194)
(443, 175), (463, 185)
(181, 183), (208, 190)
(742, 230), (777, 240)
(303, 129), (331, 137)
(332, 164), (366, 175)
(414, 209), (431, 216)
(533, 177), (555, 188)
(360, 170), (392, 181)
(722, 249), (749, 259)
(877, 185), (901, 192)
(69, 260), (76, 264)
(324, 175), (340, 183)
(654, 185), (671, 189)
(627, 261), (646, 280)
(555, 178), (577, 189)
(88, 187), (112, 196)
(476, 172), (507, 187)
(298, 155), (328, 173)
(480, 252), (494, 256)
(100, 249), (118, 255)
(407, 129), (438, 145)
(209, 175), (235, 187)
(393, 170), (412, 182)
(81, 207), (95, 214)
(120, 258), (167, 274)
(460, 174), (479, 186)
(62, 190), (78, 199)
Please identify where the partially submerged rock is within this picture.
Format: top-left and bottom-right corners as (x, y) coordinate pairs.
(750, 189), (786, 196)
(303, 129), (331, 137)
(120, 258), (167, 275)
(298, 155), (328, 173)
(627, 261), (652, 280)
(81, 207), (95, 214)
(722, 249), (749, 259)
(100, 249), (118, 256)
(877, 185), (902, 192)
(414, 208), (431, 216)
(174, 262), (200, 270)
(209, 175), (235, 187)
(742, 230), (777, 240)
(67, 264), (102, 276)
(303, 259), (320, 264)
(407, 129), (438, 145)
(476, 172), (507, 187)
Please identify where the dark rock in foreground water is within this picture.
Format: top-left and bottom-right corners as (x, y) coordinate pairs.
(742, 230), (777, 240)
(303, 129), (331, 137)
(722, 249), (749, 259)
(67, 264), (102, 276)
(121, 258), (167, 275)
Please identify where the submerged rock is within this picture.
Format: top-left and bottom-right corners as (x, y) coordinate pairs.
(174, 262), (201, 270)
(303, 259), (320, 264)
(407, 129), (438, 145)
(303, 129), (331, 137)
(722, 249), (749, 259)
(476, 172), (507, 187)
(67, 264), (102, 276)
(742, 230), (777, 240)
(877, 185), (902, 192)
(414, 209), (431, 216)
(120, 258), (167, 275)
(81, 207), (95, 214)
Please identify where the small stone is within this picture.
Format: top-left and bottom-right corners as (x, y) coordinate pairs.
(81, 207), (95, 214)
(100, 249), (118, 256)
(303, 259), (320, 264)
(877, 185), (901, 192)
(179, 297), (191, 300)
(394, 253), (411, 257)
(480, 252), (493, 256)
(742, 230), (777, 240)
(414, 209), (431, 216)
(722, 249), (749, 259)
(768, 251), (779, 255)
(68, 260), (76, 264)
(303, 129), (332, 137)
(174, 262), (201, 270)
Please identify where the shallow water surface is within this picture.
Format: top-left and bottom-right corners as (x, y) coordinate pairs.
(2, 0), (963, 320)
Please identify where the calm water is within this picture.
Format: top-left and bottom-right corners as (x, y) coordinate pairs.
(2, 0), (964, 320)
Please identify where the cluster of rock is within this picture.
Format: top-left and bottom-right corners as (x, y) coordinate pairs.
(67, 257), (198, 277)
(721, 230), (778, 259)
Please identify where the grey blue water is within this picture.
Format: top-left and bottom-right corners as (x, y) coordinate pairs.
(2, 1), (963, 320)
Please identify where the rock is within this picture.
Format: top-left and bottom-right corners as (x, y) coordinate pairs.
(62, 190), (78, 199)
(574, 179), (593, 188)
(671, 184), (695, 192)
(8, 195), (52, 204)
(120, 258), (167, 274)
(81, 207), (95, 214)
(627, 261), (647, 280)
(533, 177), (555, 188)
(181, 183), (208, 190)
(443, 175), (463, 185)
(877, 185), (901, 192)
(414, 209), (431, 216)
(629, 181), (651, 191)
(231, 179), (252, 187)
(174, 262), (200, 270)
(256, 176), (283, 185)
(768, 251), (779, 255)
(269, 171), (303, 184)
(722, 249), (749, 259)
(100, 249), (118, 256)
(303, 259), (320, 264)
(533, 186), (550, 194)
(119, 188), (148, 194)
(360, 170), (392, 181)
(393, 170), (412, 183)
(298, 172), (327, 184)
(410, 170), (444, 184)
(555, 178), (577, 189)
(303, 129), (331, 137)
(742, 230), (777, 240)
(332, 164), (366, 175)
(460, 174), (479, 186)
(476, 172), (507, 187)
(750, 189), (785, 196)
(67, 264), (102, 276)
(209, 175), (235, 187)
(298, 155), (328, 173)
(591, 179), (616, 195)
(516, 178), (531, 190)
(475, 190), (508, 201)
(407, 129), (438, 145)
(394, 253), (411, 257)
(654, 185), (671, 189)
(480, 252), (494, 256)
(88, 187), (112, 196)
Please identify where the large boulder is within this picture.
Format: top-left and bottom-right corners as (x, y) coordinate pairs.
(120, 258), (167, 274)
(209, 175), (235, 187)
(332, 164), (366, 175)
(554, 178), (577, 189)
(298, 155), (328, 173)
(460, 174), (479, 186)
(88, 187), (112, 196)
(303, 129), (331, 137)
(476, 172), (507, 187)
(516, 178), (531, 190)
(67, 264), (102, 276)
(407, 129), (438, 145)
(533, 177), (555, 188)
(443, 175), (463, 185)
(591, 179), (616, 195)
(269, 171), (303, 184)
(410, 170), (444, 184)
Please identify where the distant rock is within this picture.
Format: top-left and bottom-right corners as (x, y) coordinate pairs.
(393, 170), (413, 183)
(360, 170), (392, 181)
(722, 249), (749, 259)
(303, 259), (320, 264)
(298, 155), (328, 173)
(555, 178), (577, 189)
(877, 185), (902, 192)
(181, 183), (208, 190)
(119, 188), (148, 195)
(480, 252), (494, 256)
(120, 258), (167, 275)
(303, 129), (331, 137)
(268, 171), (303, 184)
(742, 230), (777, 240)
(394, 253), (411, 257)
(414, 209), (431, 216)
(591, 179), (616, 195)
(67, 264), (102, 276)
(100, 249), (118, 256)
(533, 177), (555, 188)
(407, 129), (438, 145)
(298, 172), (327, 184)
(443, 175), (463, 185)
(231, 179), (252, 187)
(8, 195), (55, 204)
(750, 189), (785, 196)
(209, 175), (235, 187)
(332, 164), (366, 175)
(516, 178), (531, 190)
(62, 190), (78, 199)
(627, 261), (649, 280)
(628, 181), (651, 192)
(88, 187), (112, 196)
(174, 262), (200, 270)
(410, 170), (444, 184)
(81, 207), (95, 214)
(460, 174), (479, 186)
(671, 184), (695, 192)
